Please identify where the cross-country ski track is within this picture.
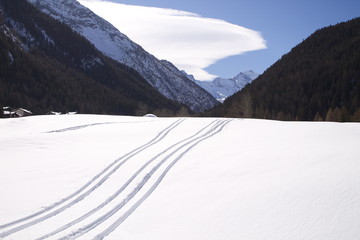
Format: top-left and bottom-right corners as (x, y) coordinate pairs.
(0, 118), (183, 232)
(0, 116), (231, 239)
(1, 114), (360, 240)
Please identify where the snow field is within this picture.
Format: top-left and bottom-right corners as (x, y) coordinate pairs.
(1, 115), (360, 240)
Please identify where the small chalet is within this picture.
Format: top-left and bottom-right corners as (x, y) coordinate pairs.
(47, 111), (62, 115)
(2, 107), (33, 118)
(3, 106), (16, 118)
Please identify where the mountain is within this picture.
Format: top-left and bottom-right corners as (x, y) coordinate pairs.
(194, 71), (258, 102)
(0, 0), (183, 116)
(210, 18), (360, 121)
(26, 0), (218, 112)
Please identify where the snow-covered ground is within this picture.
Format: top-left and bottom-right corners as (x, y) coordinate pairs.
(0, 115), (360, 240)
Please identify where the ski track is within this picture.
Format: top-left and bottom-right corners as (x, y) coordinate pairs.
(0, 118), (232, 240)
(35, 120), (221, 240)
(45, 120), (157, 133)
(0, 118), (185, 238)
(59, 119), (232, 240)
(45, 122), (119, 133)
(95, 120), (232, 240)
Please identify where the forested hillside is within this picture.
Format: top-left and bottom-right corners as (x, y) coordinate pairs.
(210, 18), (360, 121)
(0, 0), (183, 116)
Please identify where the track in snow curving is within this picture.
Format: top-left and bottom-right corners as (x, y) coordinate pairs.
(0, 118), (185, 238)
(45, 120), (158, 133)
(94, 120), (232, 240)
(59, 119), (232, 240)
(0, 118), (232, 240)
(35, 119), (221, 240)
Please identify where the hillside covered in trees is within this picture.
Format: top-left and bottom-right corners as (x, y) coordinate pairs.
(210, 17), (360, 121)
(0, 0), (184, 116)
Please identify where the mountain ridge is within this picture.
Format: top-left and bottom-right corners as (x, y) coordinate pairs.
(26, 0), (218, 112)
(0, 0), (183, 115)
(194, 70), (259, 102)
(209, 18), (360, 121)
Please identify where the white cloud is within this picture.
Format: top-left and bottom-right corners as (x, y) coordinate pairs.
(78, 0), (267, 80)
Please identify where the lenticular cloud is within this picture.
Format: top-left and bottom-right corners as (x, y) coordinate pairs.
(78, 0), (266, 80)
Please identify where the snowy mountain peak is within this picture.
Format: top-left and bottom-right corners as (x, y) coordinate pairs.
(26, 0), (218, 111)
(236, 70), (258, 80)
(195, 71), (259, 102)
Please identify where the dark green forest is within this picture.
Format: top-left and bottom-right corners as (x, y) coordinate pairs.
(0, 0), (184, 116)
(1, 0), (359, 121)
(210, 17), (360, 122)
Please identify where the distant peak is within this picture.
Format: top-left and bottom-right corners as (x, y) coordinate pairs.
(194, 70), (258, 102)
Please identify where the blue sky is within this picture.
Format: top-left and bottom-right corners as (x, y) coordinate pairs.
(82, 0), (360, 79)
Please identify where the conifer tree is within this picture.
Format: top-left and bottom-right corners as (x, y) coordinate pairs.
(314, 112), (324, 121)
(238, 92), (253, 118)
(209, 17), (360, 122)
(0, 104), (3, 118)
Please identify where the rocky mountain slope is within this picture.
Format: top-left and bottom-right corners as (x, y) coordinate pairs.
(26, 0), (218, 112)
(194, 71), (258, 102)
(0, 0), (183, 115)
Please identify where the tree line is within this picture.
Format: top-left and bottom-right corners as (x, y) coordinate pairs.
(0, 0), (185, 116)
(209, 17), (360, 122)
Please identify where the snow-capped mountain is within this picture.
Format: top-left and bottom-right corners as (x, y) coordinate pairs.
(26, 0), (218, 112)
(194, 71), (259, 102)
(0, 0), (187, 115)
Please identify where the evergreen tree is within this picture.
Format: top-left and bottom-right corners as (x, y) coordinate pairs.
(0, 0), (183, 115)
(209, 17), (360, 122)
(238, 92), (253, 118)
(314, 112), (324, 121)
